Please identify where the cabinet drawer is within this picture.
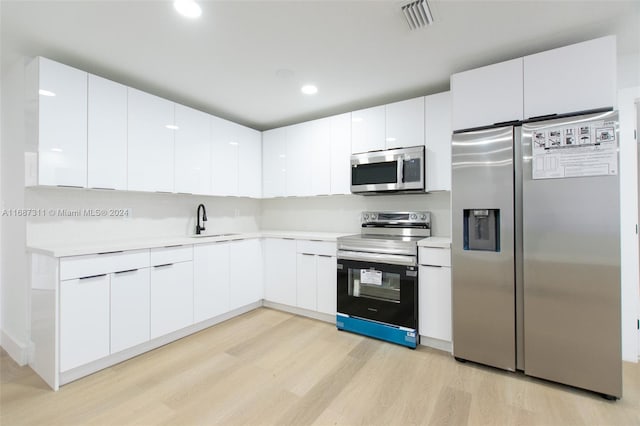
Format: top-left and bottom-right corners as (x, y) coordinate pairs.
(296, 240), (336, 257)
(150, 245), (192, 266)
(60, 249), (150, 280)
(419, 247), (451, 267)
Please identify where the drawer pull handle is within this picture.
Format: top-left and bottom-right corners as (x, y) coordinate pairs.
(98, 251), (123, 255)
(163, 245), (183, 248)
(318, 254), (332, 258)
(421, 264), (443, 268)
(79, 274), (107, 280)
(115, 269), (138, 274)
(154, 263), (173, 268)
(301, 253), (314, 256)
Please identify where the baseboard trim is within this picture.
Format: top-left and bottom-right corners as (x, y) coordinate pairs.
(1, 329), (29, 366)
(419, 335), (453, 354)
(262, 301), (335, 324)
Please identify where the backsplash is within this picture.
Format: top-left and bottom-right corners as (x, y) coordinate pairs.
(25, 187), (261, 245)
(261, 192), (451, 237)
(25, 188), (451, 245)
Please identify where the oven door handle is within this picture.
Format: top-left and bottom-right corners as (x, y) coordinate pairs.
(337, 250), (416, 267)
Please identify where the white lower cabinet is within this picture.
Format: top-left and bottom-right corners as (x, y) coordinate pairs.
(110, 268), (150, 353)
(229, 239), (263, 309)
(60, 274), (110, 372)
(418, 246), (452, 345)
(263, 238), (297, 306)
(316, 255), (337, 316)
(296, 253), (317, 310)
(150, 261), (194, 339)
(193, 242), (230, 322)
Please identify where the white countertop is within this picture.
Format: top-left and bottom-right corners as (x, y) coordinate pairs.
(418, 237), (451, 249)
(27, 230), (351, 258)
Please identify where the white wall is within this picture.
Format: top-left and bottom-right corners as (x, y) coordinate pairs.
(26, 188), (261, 246)
(1, 54), (29, 364)
(261, 192), (451, 237)
(618, 86), (640, 362)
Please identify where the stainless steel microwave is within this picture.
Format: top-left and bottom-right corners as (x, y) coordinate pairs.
(350, 146), (425, 194)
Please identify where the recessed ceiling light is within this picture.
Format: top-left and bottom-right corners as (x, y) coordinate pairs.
(165, 124), (179, 130)
(39, 89), (56, 97)
(174, 0), (202, 19)
(301, 85), (318, 95)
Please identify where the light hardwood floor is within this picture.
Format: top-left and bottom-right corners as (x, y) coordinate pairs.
(1, 308), (639, 426)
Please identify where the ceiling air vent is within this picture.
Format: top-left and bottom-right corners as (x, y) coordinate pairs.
(401, 0), (434, 30)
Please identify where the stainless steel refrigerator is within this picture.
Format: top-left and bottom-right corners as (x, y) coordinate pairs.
(451, 109), (621, 399)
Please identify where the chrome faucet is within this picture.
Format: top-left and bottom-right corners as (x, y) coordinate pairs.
(196, 204), (207, 235)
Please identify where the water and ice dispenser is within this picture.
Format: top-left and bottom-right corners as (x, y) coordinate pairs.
(463, 209), (500, 252)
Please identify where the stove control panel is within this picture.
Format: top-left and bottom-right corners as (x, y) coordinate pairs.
(361, 211), (430, 226)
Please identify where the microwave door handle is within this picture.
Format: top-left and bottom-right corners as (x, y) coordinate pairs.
(398, 159), (404, 183)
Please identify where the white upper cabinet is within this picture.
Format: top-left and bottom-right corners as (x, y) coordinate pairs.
(310, 118), (332, 196)
(286, 123), (313, 196)
(88, 75), (127, 190)
(351, 105), (385, 153)
(330, 112), (352, 195)
(127, 88), (175, 193)
(425, 92), (452, 191)
(262, 127), (288, 198)
(174, 104), (211, 195)
(238, 126), (262, 198)
(211, 116), (239, 196)
(523, 36), (616, 119)
(27, 57), (88, 187)
(451, 58), (524, 131)
(385, 97), (425, 149)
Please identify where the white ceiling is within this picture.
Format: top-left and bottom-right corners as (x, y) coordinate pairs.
(2, 1), (639, 130)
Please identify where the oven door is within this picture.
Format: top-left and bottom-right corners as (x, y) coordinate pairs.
(337, 252), (418, 330)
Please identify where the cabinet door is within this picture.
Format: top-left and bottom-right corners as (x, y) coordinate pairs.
(418, 265), (452, 342)
(351, 105), (385, 153)
(238, 126), (262, 198)
(425, 91), (452, 191)
(296, 253), (317, 311)
(262, 127), (287, 198)
(60, 274), (110, 371)
(35, 57), (88, 187)
(193, 243), (230, 322)
(385, 97), (424, 149)
(88, 75), (127, 190)
(524, 36), (616, 119)
(174, 104), (211, 195)
(451, 58), (523, 131)
(330, 113), (352, 195)
(150, 262), (193, 338)
(127, 88), (175, 192)
(286, 123), (313, 196)
(263, 238), (297, 306)
(211, 116), (239, 196)
(311, 118), (332, 196)
(111, 268), (150, 353)
(316, 255), (337, 315)
(228, 239), (262, 310)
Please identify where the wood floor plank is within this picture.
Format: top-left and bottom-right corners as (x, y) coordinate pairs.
(1, 308), (639, 426)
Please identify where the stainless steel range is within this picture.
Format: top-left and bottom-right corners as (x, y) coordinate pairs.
(336, 211), (430, 348)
